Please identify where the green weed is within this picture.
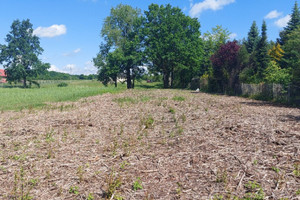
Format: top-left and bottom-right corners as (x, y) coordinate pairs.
(172, 96), (185, 101)
(69, 186), (79, 194)
(293, 164), (300, 177)
(141, 115), (155, 129)
(244, 181), (265, 200)
(132, 177), (143, 191)
(169, 107), (175, 114)
(12, 167), (34, 200)
(87, 193), (94, 200)
(272, 166), (280, 173)
(104, 173), (122, 198)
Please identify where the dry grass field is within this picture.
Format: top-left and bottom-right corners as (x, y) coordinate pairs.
(0, 89), (299, 199)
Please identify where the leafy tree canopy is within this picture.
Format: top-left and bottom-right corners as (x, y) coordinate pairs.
(96, 4), (143, 89)
(0, 19), (49, 87)
(144, 4), (203, 88)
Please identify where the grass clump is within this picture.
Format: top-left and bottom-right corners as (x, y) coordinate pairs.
(172, 96), (185, 101)
(141, 115), (155, 129)
(57, 82), (68, 87)
(113, 97), (136, 105)
(12, 167), (34, 200)
(104, 172), (122, 199)
(244, 181), (265, 200)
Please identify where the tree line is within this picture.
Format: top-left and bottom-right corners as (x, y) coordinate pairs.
(0, 2), (299, 91)
(94, 2), (300, 93)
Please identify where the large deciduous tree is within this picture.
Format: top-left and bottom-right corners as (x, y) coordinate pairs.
(144, 4), (203, 88)
(210, 41), (241, 93)
(0, 19), (49, 87)
(94, 48), (123, 87)
(201, 25), (231, 76)
(94, 4), (143, 89)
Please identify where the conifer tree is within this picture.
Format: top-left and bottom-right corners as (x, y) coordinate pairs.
(256, 21), (269, 80)
(278, 1), (300, 45)
(245, 21), (260, 53)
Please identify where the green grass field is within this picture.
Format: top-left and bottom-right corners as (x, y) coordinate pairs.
(0, 80), (126, 111)
(0, 80), (163, 111)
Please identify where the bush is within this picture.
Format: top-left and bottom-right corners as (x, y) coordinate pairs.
(264, 61), (292, 86)
(57, 82), (68, 87)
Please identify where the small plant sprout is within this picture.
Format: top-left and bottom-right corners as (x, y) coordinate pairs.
(293, 163), (300, 177)
(69, 186), (79, 194)
(87, 193), (94, 200)
(169, 107), (175, 114)
(77, 165), (85, 183)
(133, 177), (143, 191)
(272, 166), (280, 173)
(216, 168), (228, 184)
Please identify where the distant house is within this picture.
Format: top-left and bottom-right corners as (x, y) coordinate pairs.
(0, 69), (7, 83)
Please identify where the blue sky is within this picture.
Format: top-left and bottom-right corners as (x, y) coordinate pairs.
(0, 0), (296, 75)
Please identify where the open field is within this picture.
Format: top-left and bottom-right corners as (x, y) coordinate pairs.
(0, 89), (299, 199)
(0, 81), (125, 111)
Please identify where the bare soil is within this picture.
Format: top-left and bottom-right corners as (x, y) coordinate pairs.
(0, 89), (299, 200)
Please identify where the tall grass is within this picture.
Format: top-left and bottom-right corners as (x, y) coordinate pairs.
(0, 80), (125, 111)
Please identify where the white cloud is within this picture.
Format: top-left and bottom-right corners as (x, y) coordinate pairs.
(189, 0), (235, 18)
(49, 65), (58, 72)
(63, 48), (81, 56)
(33, 24), (67, 38)
(64, 64), (76, 71)
(74, 48), (81, 53)
(49, 65), (63, 73)
(265, 10), (282, 19)
(229, 33), (237, 40)
(84, 61), (97, 75)
(275, 15), (291, 28)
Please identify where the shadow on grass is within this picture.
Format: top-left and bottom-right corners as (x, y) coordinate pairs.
(135, 82), (164, 89)
(0, 84), (24, 89)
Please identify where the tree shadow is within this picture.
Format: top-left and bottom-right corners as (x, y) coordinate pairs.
(0, 85), (24, 89)
(279, 115), (300, 122)
(136, 83), (164, 89)
(240, 101), (300, 109)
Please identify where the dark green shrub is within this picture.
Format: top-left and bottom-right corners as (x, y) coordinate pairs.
(57, 82), (68, 87)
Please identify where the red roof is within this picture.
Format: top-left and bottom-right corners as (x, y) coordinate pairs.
(0, 69), (6, 77)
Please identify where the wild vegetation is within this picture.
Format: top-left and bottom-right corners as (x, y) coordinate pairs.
(0, 1), (299, 200)
(0, 88), (299, 199)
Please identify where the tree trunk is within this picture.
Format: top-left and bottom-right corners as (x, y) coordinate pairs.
(23, 76), (27, 88)
(163, 72), (169, 88)
(170, 71), (174, 88)
(113, 76), (117, 88)
(126, 69), (132, 89)
(132, 76), (135, 89)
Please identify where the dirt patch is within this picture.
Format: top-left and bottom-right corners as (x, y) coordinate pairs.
(0, 89), (299, 199)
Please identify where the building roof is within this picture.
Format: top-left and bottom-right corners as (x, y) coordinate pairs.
(0, 69), (6, 77)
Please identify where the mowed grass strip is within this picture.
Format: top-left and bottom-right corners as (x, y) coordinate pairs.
(0, 80), (125, 111)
